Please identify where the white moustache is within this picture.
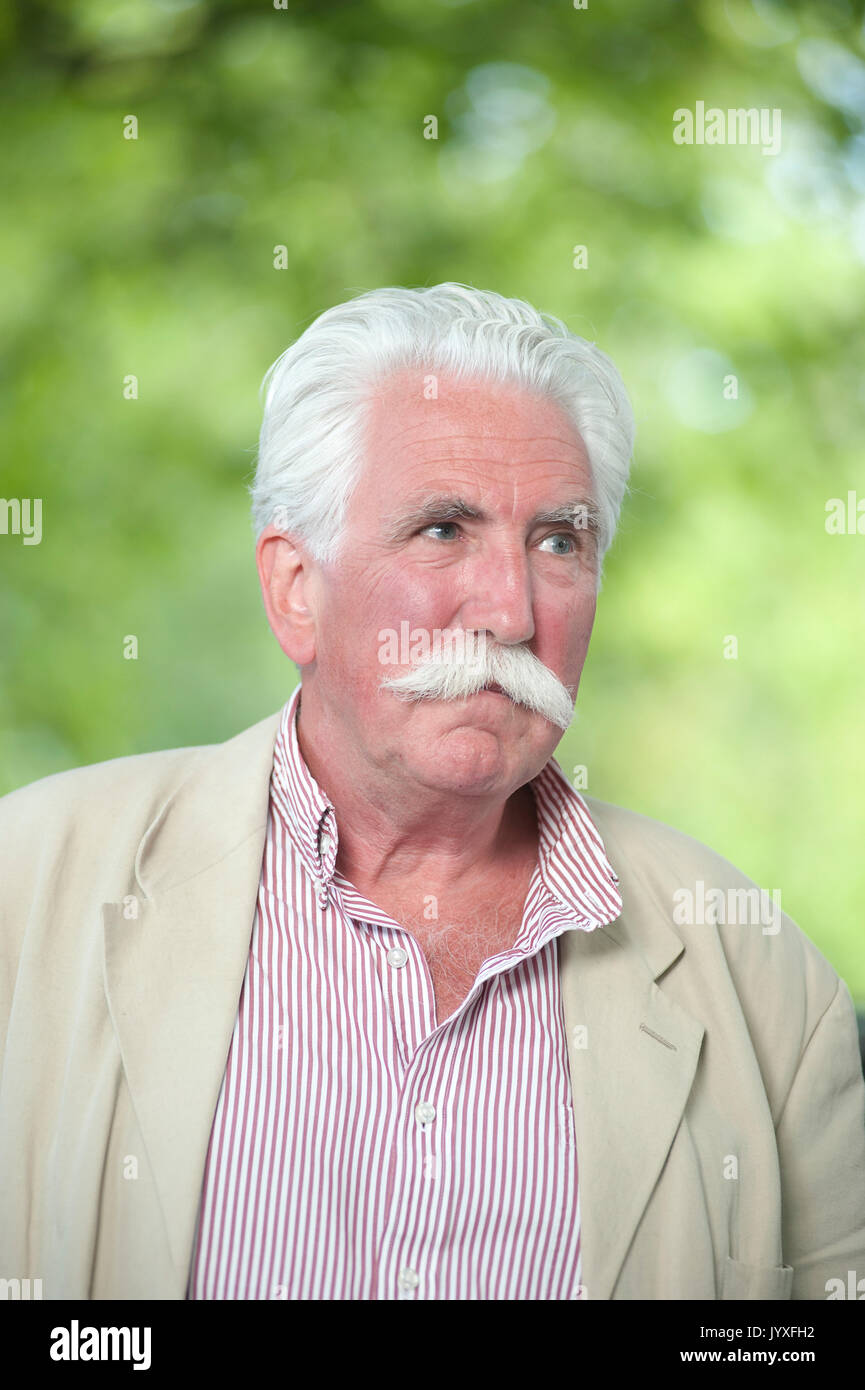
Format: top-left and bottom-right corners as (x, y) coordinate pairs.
(379, 639), (576, 732)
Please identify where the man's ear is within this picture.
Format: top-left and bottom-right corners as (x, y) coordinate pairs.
(255, 526), (318, 665)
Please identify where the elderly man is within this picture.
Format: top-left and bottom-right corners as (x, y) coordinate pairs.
(1, 284), (864, 1303)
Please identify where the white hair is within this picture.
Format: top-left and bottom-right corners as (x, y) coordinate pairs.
(249, 282), (635, 573)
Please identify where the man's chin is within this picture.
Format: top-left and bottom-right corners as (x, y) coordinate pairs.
(414, 698), (561, 762)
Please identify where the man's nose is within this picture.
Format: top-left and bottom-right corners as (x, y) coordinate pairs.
(458, 545), (536, 647)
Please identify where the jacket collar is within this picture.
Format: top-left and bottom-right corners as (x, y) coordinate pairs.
(132, 708), (282, 898)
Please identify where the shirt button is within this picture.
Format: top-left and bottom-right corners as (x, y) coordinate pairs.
(387, 947), (408, 968)
(398, 1268), (419, 1292)
(415, 1101), (436, 1125)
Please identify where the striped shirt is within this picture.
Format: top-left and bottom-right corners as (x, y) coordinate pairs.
(187, 684), (622, 1300)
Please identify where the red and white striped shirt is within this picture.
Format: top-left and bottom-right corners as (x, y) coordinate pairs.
(187, 684), (622, 1300)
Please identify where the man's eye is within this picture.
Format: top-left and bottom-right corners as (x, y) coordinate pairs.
(420, 522), (461, 541)
(539, 532), (578, 555)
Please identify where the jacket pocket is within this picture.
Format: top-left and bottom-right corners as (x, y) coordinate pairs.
(720, 1256), (793, 1300)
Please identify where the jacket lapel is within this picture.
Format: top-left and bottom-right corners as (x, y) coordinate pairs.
(102, 709), (283, 1294)
(559, 873), (705, 1301)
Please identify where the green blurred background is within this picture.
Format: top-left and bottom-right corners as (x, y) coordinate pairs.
(1, 0), (863, 1000)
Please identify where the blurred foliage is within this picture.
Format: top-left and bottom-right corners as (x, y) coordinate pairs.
(1, 0), (864, 997)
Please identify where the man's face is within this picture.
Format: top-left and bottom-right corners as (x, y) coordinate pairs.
(302, 368), (600, 800)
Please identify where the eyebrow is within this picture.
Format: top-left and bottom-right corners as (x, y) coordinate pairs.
(383, 493), (601, 541)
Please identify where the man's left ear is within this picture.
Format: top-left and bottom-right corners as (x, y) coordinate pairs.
(255, 526), (318, 665)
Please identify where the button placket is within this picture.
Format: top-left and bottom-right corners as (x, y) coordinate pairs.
(316, 818), (335, 909)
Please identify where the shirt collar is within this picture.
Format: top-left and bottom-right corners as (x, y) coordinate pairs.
(527, 756), (622, 928)
(270, 684), (622, 930)
(269, 685), (337, 897)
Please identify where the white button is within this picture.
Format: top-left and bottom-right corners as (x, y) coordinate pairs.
(387, 947), (408, 968)
(397, 1267), (419, 1291)
(415, 1101), (436, 1125)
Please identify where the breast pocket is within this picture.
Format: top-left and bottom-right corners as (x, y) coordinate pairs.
(720, 1255), (794, 1300)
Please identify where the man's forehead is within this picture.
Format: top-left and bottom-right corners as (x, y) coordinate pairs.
(369, 370), (582, 444)
(361, 431), (594, 510)
(380, 427), (586, 462)
(366, 382), (589, 477)
(357, 371), (594, 517)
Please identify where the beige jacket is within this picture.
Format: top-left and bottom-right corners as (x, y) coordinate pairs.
(1, 709), (863, 1300)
